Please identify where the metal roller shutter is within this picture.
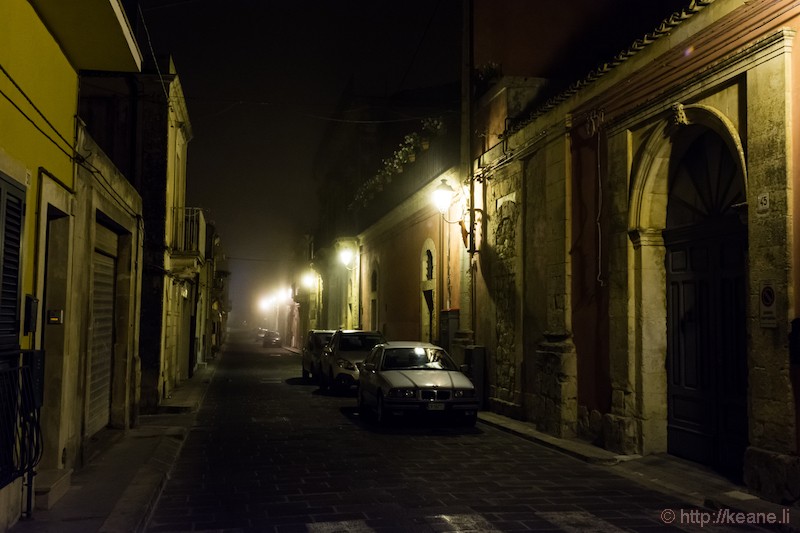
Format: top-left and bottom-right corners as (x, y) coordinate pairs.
(87, 251), (115, 437)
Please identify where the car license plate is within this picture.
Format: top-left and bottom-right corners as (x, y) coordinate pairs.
(427, 402), (445, 411)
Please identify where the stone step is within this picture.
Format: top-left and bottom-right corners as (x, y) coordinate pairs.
(34, 468), (72, 510)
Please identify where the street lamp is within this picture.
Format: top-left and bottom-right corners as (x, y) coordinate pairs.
(432, 179), (455, 214)
(301, 271), (316, 289)
(339, 247), (356, 271)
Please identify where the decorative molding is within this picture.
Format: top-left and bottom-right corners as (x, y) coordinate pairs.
(628, 228), (664, 249)
(672, 103), (689, 127)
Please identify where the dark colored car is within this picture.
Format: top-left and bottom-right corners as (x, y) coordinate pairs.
(301, 329), (334, 381)
(262, 330), (281, 347)
(320, 329), (385, 390)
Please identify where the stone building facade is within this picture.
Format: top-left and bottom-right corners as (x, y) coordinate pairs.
(474, 0), (800, 504)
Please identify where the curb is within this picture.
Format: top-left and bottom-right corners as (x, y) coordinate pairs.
(99, 429), (188, 533)
(477, 412), (620, 465)
(478, 411), (800, 532)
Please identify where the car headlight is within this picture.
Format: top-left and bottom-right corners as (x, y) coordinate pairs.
(454, 389), (475, 398)
(387, 388), (416, 399)
(336, 358), (356, 370)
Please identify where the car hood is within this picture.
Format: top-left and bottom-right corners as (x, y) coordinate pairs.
(336, 351), (369, 363)
(382, 370), (474, 390)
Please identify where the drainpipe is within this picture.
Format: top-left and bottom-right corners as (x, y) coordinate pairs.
(793, 154), (800, 452)
(462, 0), (475, 338)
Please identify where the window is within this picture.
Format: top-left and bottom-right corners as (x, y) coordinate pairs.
(0, 172), (25, 489)
(425, 250), (433, 280)
(0, 174), (24, 365)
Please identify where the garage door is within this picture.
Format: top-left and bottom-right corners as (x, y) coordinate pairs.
(87, 251), (115, 437)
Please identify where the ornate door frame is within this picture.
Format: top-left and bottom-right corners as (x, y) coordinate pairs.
(627, 104), (748, 457)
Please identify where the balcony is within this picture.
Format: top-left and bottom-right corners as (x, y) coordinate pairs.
(29, 0), (142, 72)
(169, 207), (206, 279)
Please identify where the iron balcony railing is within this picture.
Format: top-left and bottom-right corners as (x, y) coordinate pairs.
(171, 207), (206, 257)
(0, 351), (43, 515)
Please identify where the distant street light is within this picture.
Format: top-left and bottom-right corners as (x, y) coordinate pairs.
(301, 272), (316, 289)
(339, 248), (355, 269)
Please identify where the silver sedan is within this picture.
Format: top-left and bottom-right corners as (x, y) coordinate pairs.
(357, 341), (479, 425)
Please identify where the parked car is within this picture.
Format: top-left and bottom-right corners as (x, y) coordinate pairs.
(320, 329), (385, 390)
(301, 329), (334, 381)
(262, 329), (281, 347)
(357, 341), (479, 425)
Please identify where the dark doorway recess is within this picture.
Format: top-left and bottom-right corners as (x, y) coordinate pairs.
(664, 129), (748, 481)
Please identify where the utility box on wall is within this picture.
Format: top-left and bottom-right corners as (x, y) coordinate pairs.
(464, 345), (486, 409)
(438, 309), (459, 353)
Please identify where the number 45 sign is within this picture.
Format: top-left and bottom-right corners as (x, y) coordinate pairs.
(757, 192), (769, 214)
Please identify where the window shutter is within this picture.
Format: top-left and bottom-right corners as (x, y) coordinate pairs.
(0, 181), (24, 363)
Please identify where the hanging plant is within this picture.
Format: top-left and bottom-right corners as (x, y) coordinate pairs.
(403, 133), (420, 160)
(422, 117), (445, 136)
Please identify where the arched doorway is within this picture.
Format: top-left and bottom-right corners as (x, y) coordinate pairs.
(664, 126), (748, 479)
(420, 241), (436, 343)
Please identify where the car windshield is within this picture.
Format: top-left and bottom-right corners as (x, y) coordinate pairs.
(339, 334), (383, 351)
(381, 347), (458, 371)
(313, 333), (332, 348)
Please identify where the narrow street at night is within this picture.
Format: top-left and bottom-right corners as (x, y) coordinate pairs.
(144, 332), (775, 532)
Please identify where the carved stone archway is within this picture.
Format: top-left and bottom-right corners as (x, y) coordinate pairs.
(627, 103), (748, 456)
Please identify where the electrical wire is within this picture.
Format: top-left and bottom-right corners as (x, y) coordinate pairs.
(0, 63), (74, 151)
(1, 62), (144, 218)
(596, 130), (604, 287)
(0, 87), (74, 161)
(137, 4), (171, 107)
(397, 0), (442, 90)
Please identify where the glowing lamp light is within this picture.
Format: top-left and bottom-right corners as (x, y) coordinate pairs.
(432, 179), (455, 214)
(339, 248), (354, 267)
(301, 272), (315, 289)
(258, 296), (273, 312)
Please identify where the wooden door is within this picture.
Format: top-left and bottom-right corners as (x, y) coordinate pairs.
(664, 128), (748, 479)
(665, 224), (747, 478)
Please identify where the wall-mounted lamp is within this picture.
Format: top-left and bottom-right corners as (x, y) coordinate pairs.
(339, 247), (357, 271)
(430, 177), (481, 252)
(301, 271), (317, 289)
(432, 179), (455, 214)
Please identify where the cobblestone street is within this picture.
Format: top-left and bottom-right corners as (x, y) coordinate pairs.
(145, 334), (775, 532)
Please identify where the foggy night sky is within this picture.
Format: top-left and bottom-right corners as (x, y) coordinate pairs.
(139, 0), (688, 323)
(141, 0), (461, 322)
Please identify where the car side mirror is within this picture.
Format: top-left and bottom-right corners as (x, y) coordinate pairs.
(363, 363), (375, 372)
(460, 364), (470, 374)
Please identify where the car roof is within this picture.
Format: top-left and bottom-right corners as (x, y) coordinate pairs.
(379, 341), (444, 350)
(338, 330), (382, 335)
(309, 329), (335, 334)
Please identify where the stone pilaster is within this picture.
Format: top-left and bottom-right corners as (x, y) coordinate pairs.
(529, 331), (578, 438)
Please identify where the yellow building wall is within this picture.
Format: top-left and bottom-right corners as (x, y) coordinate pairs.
(0, 0), (78, 351)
